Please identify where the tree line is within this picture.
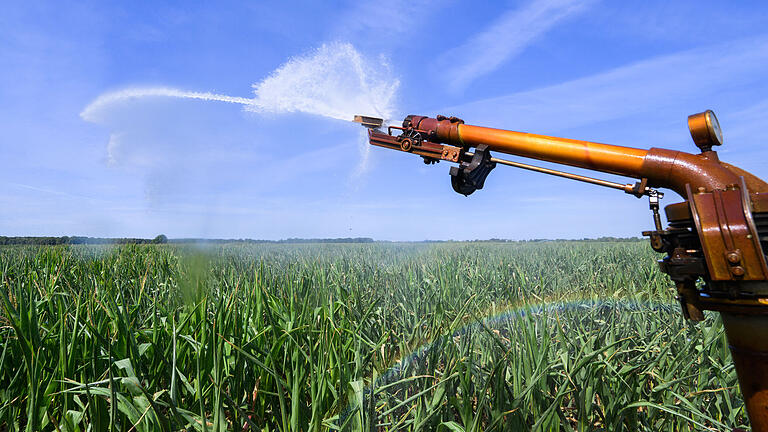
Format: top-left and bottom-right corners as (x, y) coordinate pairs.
(0, 236), (644, 245)
(0, 235), (168, 245)
(0, 235), (381, 245)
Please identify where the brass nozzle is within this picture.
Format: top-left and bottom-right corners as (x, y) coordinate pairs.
(353, 115), (383, 129)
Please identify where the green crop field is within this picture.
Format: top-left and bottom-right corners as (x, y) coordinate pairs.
(0, 242), (746, 431)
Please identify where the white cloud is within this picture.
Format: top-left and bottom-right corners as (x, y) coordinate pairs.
(332, 0), (438, 47)
(106, 133), (121, 166)
(440, 0), (594, 88)
(4, 181), (108, 203)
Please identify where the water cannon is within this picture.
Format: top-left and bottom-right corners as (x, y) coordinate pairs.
(359, 111), (768, 429)
(352, 115), (384, 129)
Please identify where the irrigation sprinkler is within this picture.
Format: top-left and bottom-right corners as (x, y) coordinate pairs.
(358, 110), (768, 430)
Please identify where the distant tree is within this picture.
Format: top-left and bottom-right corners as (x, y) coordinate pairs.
(152, 234), (168, 244)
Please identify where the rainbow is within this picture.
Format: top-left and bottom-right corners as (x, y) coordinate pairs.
(338, 298), (679, 423)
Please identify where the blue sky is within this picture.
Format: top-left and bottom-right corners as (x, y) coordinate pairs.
(3, 0), (768, 240)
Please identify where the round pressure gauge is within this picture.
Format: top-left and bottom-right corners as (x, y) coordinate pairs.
(688, 110), (723, 152)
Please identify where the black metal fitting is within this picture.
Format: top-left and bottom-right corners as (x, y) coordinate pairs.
(450, 145), (496, 196)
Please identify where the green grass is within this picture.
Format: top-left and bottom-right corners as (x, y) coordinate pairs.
(0, 242), (746, 431)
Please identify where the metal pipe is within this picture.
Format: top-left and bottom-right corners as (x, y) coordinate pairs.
(459, 124), (761, 197)
(406, 115), (768, 197)
(460, 124), (648, 178)
(465, 151), (633, 192)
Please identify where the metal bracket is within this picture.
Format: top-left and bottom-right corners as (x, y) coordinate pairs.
(450, 145), (497, 196)
(648, 188), (664, 231)
(686, 179), (768, 281)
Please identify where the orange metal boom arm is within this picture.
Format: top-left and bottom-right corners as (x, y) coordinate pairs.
(403, 115), (768, 198)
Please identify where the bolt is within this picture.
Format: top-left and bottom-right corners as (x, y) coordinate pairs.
(726, 252), (741, 264)
(731, 266), (745, 277)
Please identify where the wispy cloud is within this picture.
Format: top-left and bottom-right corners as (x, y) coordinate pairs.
(445, 36), (768, 134)
(5, 181), (109, 203)
(717, 98), (768, 165)
(439, 0), (593, 89)
(332, 0), (438, 47)
(106, 133), (121, 165)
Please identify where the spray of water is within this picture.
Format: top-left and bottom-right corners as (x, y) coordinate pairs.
(247, 42), (398, 121)
(246, 42), (399, 176)
(80, 87), (254, 122)
(81, 42), (398, 175)
(81, 43), (399, 173)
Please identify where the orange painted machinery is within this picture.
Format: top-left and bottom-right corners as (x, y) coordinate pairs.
(358, 111), (768, 430)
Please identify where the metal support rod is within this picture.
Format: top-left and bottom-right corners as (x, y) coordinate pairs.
(649, 191), (664, 231)
(465, 151), (633, 192)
